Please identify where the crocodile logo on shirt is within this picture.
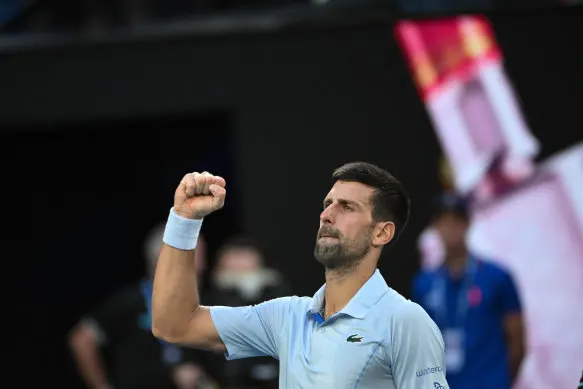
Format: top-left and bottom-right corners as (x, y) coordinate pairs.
(346, 334), (363, 343)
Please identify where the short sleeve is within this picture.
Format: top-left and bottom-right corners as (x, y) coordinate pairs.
(209, 296), (295, 360)
(497, 269), (522, 316)
(390, 303), (449, 389)
(83, 287), (141, 344)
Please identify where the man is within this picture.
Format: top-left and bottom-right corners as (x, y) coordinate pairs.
(152, 162), (447, 388)
(69, 223), (214, 389)
(412, 194), (525, 389)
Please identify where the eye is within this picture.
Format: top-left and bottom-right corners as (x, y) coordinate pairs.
(342, 204), (353, 211)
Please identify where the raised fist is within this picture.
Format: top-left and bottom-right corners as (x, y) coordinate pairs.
(174, 172), (226, 220)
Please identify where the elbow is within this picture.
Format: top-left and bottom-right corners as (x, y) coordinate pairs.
(68, 324), (97, 353)
(151, 325), (168, 341)
(152, 326), (177, 343)
(151, 317), (172, 342)
(151, 319), (185, 344)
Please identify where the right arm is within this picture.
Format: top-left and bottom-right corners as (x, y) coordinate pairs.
(152, 172), (289, 360)
(151, 241), (225, 351)
(151, 171), (226, 351)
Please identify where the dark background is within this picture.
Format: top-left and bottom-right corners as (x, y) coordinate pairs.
(0, 5), (581, 386)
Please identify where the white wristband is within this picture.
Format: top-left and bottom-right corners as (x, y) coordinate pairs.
(163, 208), (203, 251)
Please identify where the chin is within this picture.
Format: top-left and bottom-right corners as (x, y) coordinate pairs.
(314, 248), (338, 266)
(314, 251), (350, 270)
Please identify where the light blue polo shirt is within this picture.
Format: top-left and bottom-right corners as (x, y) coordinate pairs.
(210, 269), (448, 388)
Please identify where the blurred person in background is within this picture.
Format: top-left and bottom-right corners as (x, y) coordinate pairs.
(69, 223), (215, 389)
(191, 236), (289, 389)
(412, 194), (525, 389)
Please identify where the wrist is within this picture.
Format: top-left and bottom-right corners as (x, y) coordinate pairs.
(173, 208), (202, 220)
(163, 208), (203, 250)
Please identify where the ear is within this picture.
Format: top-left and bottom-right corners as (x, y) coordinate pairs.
(373, 221), (395, 247)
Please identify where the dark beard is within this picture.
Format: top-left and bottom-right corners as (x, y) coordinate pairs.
(313, 228), (372, 272)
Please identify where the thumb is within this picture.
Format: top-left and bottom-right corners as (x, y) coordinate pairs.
(209, 184), (226, 207)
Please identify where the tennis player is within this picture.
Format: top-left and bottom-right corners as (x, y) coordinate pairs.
(152, 162), (448, 389)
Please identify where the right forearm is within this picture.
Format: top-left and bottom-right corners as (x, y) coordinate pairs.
(152, 243), (201, 339)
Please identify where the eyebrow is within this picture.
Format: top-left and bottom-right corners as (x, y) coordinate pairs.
(323, 198), (362, 209)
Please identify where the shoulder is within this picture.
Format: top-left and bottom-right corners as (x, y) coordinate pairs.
(252, 295), (310, 318)
(122, 282), (147, 298)
(393, 297), (434, 329)
(272, 295), (309, 308)
(98, 282), (144, 309)
(370, 291), (443, 364)
(414, 268), (436, 280)
(378, 290), (441, 340)
(286, 296), (313, 315)
(82, 283), (144, 328)
(413, 270), (436, 288)
(475, 257), (515, 283)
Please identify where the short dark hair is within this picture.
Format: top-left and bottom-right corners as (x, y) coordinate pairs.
(433, 193), (469, 221)
(332, 161), (411, 245)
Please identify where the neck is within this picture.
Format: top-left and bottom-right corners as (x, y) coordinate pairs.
(322, 260), (376, 319)
(444, 247), (468, 277)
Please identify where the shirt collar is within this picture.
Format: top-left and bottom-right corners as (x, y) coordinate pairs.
(307, 269), (390, 320)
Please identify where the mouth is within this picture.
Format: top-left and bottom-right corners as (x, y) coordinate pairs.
(318, 228), (340, 240)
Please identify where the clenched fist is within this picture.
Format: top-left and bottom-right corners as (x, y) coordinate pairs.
(174, 172), (226, 220)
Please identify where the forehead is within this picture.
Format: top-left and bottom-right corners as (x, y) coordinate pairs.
(219, 248), (261, 266)
(325, 181), (374, 204)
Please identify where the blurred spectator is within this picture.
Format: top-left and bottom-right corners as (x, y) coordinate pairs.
(412, 194), (525, 389)
(578, 369), (583, 388)
(68, 223), (215, 389)
(190, 236), (290, 389)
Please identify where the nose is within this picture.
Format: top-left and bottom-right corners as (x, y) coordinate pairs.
(320, 204), (334, 225)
